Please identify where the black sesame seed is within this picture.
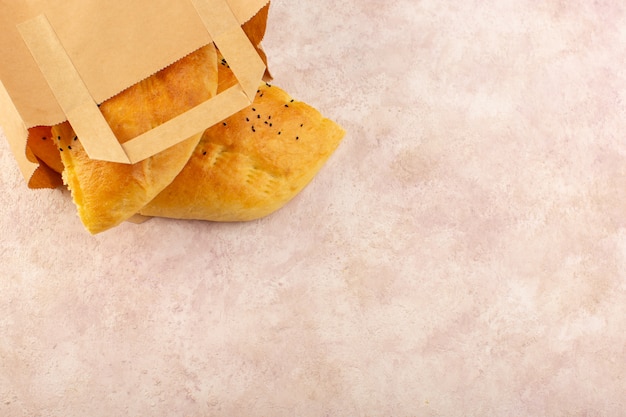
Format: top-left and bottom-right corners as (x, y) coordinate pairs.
(223, 122), (227, 126)
(252, 126), (256, 132)
(252, 108), (256, 111)
(73, 136), (77, 141)
(278, 131), (281, 135)
(203, 151), (207, 155)
(300, 124), (304, 127)
(268, 116), (271, 119)
(296, 137), (299, 140)
(269, 123), (272, 127)
(246, 117), (249, 122)
(290, 99), (294, 102)
(257, 114), (260, 119)
(57, 136), (61, 141)
(264, 121), (268, 125)
(67, 145), (72, 150)
(42, 136), (46, 140)
(284, 104), (289, 107)
(59, 148), (63, 151)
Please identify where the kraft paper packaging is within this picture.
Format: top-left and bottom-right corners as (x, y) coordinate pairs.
(0, 0), (269, 187)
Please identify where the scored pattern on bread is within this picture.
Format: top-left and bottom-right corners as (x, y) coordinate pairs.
(139, 82), (344, 221)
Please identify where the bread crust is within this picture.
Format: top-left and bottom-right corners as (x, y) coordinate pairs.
(52, 44), (218, 234)
(139, 83), (344, 221)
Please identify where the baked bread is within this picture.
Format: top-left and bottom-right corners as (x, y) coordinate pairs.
(51, 44), (218, 234)
(139, 82), (344, 221)
(23, 3), (344, 232)
(24, 125), (64, 189)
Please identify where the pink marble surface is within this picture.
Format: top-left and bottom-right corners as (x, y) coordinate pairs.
(1, 0), (626, 415)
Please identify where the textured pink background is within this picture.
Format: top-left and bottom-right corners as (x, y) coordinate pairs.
(1, 1), (626, 415)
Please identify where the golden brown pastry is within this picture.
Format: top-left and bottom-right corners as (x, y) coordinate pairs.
(139, 82), (344, 221)
(27, 125), (63, 174)
(52, 44), (218, 234)
(24, 125), (64, 188)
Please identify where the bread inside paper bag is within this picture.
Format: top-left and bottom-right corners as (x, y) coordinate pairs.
(25, 3), (344, 234)
(50, 44), (218, 234)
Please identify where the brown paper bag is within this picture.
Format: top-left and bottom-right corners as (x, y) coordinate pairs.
(0, 0), (270, 187)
